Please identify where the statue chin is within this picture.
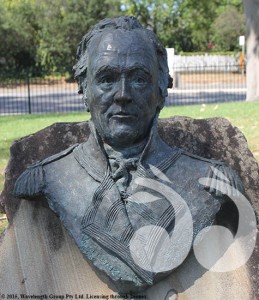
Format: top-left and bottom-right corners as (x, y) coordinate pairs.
(100, 127), (143, 149)
(101, 118), (154, 149)
(105, 132), (150, 150)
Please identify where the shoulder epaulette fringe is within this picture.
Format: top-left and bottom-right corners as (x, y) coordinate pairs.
(181, 151), (243, 197)
(182, 151), (224, 165)
(13, 164), (44, 198)
(38, 144), (79, 166)
(13, 144), (79, 198)
(204, 163), (244, 197)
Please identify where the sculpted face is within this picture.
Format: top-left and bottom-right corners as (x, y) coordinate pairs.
(86, 30), (161, 149)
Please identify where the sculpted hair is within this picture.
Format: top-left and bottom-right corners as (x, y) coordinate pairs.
(73, 16), (172, 109)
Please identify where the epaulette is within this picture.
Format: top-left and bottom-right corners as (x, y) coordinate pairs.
(182, 151), (244, 197)
(31, 143), (79, 167)
(203, 163), (244, 197)
(181, 151), (224, 165)
(13, 144), (79, 198)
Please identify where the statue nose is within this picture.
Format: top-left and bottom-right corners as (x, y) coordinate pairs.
(114, 77), (132, 104)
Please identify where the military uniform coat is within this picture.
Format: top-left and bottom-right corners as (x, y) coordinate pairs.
(14, 122), (242, 292)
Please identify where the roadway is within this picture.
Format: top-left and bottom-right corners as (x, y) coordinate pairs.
(0, 87), (246, 115)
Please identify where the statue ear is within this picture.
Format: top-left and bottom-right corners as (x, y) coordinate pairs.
(168, 74), (173, 89)
(83, 93), (90, 112)
(157, 85), (165, 111)
(157, 97), (165, 111)
(85, 102), (90, 113)
(82, 78), (90, 112)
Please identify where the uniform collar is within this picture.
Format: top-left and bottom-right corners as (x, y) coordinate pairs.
(73, 118), (181, 182)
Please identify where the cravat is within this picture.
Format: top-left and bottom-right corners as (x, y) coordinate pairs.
(110, 156), (138, 197)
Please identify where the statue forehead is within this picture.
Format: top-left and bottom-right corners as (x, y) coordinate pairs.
(86, 30), (159, 77)
(87, 29), (157, 64)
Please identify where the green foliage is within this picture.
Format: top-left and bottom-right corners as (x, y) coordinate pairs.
(122, 0), (246, 52)
(212, 6), (246, 51)
(0, 0), (121, 73)
(0, 0), (246, 71)
(0, 0), (41, 70)
(37, 0), (121, 73)
(175, 0), (218, 51)
(121, 0), (192, 50)
(121, 0), (176, 47)
(178, 51), (239, 56)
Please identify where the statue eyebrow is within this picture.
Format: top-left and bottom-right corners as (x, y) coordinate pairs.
(95, 66), (120, 76)
(95, 64), (151, 76)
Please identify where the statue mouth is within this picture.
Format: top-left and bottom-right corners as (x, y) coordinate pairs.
(110, 111), (137, 120)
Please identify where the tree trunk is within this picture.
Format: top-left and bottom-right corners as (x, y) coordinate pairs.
(243, 0), (259, 101)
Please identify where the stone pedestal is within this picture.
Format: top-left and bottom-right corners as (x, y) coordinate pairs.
(0, 117), (258, 299)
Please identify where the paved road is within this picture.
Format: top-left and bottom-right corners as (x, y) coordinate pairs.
(0, 88), (246, 115)
(0, 91), (84, 114)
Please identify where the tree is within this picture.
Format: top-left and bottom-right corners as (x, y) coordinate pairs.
(177, 0), (220, 51)
(122, 0), (245, 52)
(121, 0), (177, 47)
(37, 0), (121, 73)
(0, 0), (41, 71)
(212, 6), (246, 51)
(0, 0), (121, 73)
(1, 0), (253, 73)
(242, 0), (259, 101)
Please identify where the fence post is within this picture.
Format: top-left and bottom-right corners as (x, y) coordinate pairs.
(174, 71), (180, 88)
(26, 67), (31, 114)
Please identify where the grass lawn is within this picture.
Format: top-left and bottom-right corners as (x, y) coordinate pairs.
(0, 101), (259, 232)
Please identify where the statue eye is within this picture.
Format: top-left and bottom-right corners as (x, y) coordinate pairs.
(136, 77), (145, 84)
(130, 70), (150, 87)
(132, 76), (147, 86)
(100, 76), (114, 84)
(97, 74), (117, 89)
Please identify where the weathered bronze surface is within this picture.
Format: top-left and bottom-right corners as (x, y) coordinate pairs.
(13, 16), (246, 292)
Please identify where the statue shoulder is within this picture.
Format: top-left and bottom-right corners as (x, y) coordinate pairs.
(37, 143), (79, 167)
(181, 150), (224, 166)
(13, 144), (79, 198)
(180, 151), (244, 196)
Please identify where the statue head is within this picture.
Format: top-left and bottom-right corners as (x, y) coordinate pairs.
(73, 16), (172, 149)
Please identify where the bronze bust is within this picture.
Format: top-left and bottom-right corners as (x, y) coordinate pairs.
(13, 16), (242, 293)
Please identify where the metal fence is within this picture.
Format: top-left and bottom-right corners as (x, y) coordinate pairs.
(0, 69), (84, 115)
(167, 65), (246, 106)
(0, 65), (246, 115)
